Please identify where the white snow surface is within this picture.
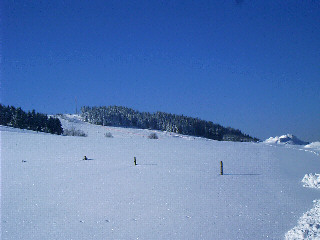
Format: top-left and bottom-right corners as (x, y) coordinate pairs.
(302, 174), (320, 189)
(1, 115), (320, 239)
(285, 174), (320, 239)
(264, 134), (309, 145)
(285, 200), (320, 240)
(305, 142), (320, 155)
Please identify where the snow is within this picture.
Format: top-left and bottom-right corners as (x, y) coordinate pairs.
(305, 142), (320, 156)
(283, 149), (320, 239)
(0, 125), (51, 135)
(285, 200), (320, 240)
(285, 174), (320, 239)
(1, 116), (320, 239)
(306, 142), (320, 150)
(264, 134), (309, 145)
(302, 174), (320, 189)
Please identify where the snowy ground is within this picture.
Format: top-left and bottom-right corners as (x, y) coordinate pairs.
(284, 174), (320, 239)
(302, 174), (320, 189)
(1, 115), (320, 239)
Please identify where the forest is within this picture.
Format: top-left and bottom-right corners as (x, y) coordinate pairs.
(81, 106), (258, 142)
(0, 104), (63, 135)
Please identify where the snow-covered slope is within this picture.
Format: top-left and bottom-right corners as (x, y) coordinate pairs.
(1, 117), (320, 239)
(264, 134), (309, 145)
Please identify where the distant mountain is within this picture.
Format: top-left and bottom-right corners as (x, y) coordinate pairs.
(81, 105), (259, 142)
(264, 134), (309, 145)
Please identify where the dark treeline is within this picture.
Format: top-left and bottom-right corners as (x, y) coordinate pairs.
(0, 104), (63, 135)
(81, 106), (259, 142)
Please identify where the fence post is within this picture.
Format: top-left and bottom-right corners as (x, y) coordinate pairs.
(134, 157), (137, 166)
(220, 161), (223, 175)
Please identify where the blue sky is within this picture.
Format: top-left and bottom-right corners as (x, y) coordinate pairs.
(2, 0), (320, 141)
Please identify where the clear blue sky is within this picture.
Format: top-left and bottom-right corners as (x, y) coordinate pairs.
(1, 0), (320, 142)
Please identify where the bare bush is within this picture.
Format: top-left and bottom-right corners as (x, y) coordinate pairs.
(148, 132), (158, 139)
(63, 127), (87, 137)
(105, 132), (113, 138)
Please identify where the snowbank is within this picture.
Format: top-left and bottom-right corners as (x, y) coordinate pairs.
(285, 200), (320, 240)
(285, 174), (320, 239)
(264, 134), (309, 145)
(305, 142), (320, 151)
(302, 142), (320, 157)
(302, 174), (320, 189)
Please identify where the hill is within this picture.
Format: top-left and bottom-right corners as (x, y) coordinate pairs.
(81, 105), (258, 142)
(1, 115), (320, 239)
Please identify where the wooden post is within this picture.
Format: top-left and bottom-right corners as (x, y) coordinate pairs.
(134, 157), (137, 166)
(220, 161), (223, 175)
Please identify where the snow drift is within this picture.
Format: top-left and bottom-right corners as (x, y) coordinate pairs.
(285, 174), (320, 239)
(285, 200), (320, 240)
(264, 134), (309, 145)
(305, 142), (320, 151)
(302, 174), (320, 189)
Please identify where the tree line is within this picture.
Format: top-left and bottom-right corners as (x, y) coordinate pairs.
(81, 106), (259, 142)
(0, 104), (63, 135)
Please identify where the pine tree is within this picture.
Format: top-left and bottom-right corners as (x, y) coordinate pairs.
(80, 105), (258, 142)
(0, 104), (63, 135)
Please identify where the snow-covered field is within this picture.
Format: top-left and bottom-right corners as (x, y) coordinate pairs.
(1, 115), (320, 239)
